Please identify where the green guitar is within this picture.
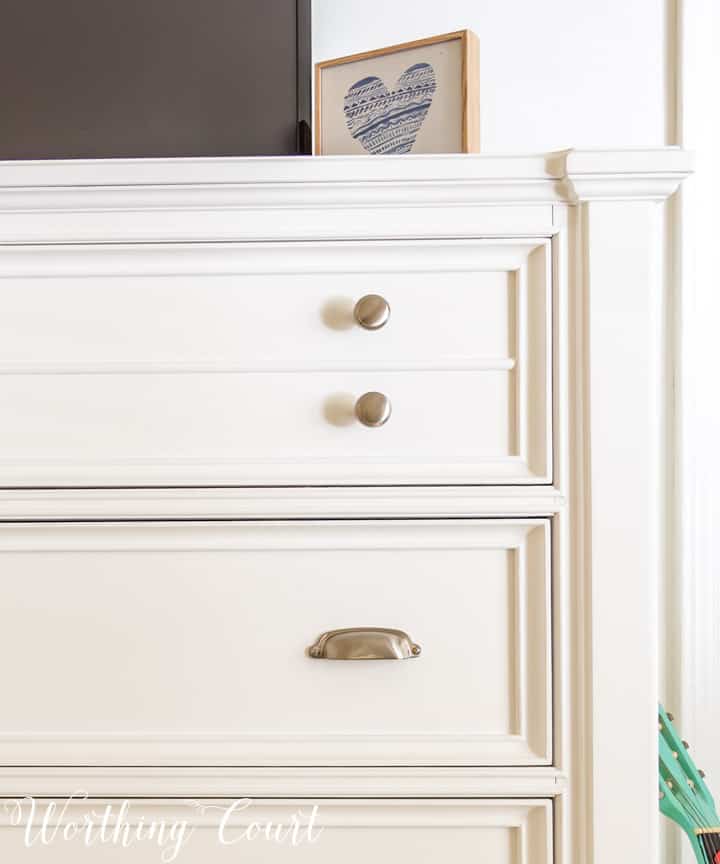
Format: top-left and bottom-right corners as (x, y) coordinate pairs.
(660, 704), (720, 863)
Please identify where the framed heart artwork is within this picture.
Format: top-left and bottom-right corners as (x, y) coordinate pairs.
(314, 30), (479, 155)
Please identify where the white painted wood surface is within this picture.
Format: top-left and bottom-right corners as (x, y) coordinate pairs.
(0, 486), (567, 520)
(575, 198), (665, 864)
(0, 150), (692, 864)
(0, 766), (567, 798)
(0, 799), (553, 864)
(0, 150), (689, 244)
(0, 240), (551, 486)
(0, 520), (551, 767)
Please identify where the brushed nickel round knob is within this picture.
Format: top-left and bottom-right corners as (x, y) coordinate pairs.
(354, 294), (390, 330)
(355, 392), (391, 427)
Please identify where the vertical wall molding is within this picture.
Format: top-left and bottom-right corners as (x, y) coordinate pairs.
(660, 5), (684, 863)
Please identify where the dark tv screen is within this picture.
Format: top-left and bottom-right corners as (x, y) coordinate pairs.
(0, 0), (311, 159)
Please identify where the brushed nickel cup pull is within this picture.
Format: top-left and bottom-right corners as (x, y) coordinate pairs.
(308, 627), (421, 660)
(355, 391), (391, 427)
(353, 294), (390, 330)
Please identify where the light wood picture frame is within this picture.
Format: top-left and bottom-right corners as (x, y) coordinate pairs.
(315, 30), (479, 156)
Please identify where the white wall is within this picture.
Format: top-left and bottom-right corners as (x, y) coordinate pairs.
(313, 0), (670, 151)
(676, 1), (720, 860)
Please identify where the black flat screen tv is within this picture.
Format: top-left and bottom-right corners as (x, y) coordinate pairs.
(0, 0), (312, 159)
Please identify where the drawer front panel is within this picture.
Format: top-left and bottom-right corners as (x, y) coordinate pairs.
(0, 799), (553, 864)
(0, 519), (552, 767)
(0, 240), (551, 485)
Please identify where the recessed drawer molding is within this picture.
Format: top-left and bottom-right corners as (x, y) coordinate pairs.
(0, 798), (553, 864)
(0, 519), (552, 767)
(0, 239), (552, 486)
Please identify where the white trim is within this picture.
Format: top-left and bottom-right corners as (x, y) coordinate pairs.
(0, 149), (690, 194)
(550, 202), (573, 864)
(670, 3), (720, 863)
(0, 486), (566, 520)
(0, 235), (553, 488)
(0, 766), (567, 798)
(0, 735), (550, 771)
(0, 150), (691, 244)
(0, 518), (552, 769)
(0, 152), (562, 187)
(0, 237), (544, 274)
(0, 517), (545, 550)
(0, 798), (555, 864)
(577, 198), (665, 864)
(562, 148), (692, 201)
(0, 797), (554, 832)
(0, 461), (551, 489)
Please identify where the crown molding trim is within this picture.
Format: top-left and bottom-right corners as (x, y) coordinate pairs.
(0, 149), (692, 244)
(561, 148), (693, 202)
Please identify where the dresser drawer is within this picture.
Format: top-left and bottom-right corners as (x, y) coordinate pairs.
(0, 798), (553, 864)
(0, 239), (551, 485)
(0, 519), (551, 767)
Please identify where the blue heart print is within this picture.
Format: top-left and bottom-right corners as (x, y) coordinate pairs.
(343, 63), (437, 154)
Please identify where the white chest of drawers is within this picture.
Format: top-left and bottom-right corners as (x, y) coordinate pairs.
(0, 149), (691, 864)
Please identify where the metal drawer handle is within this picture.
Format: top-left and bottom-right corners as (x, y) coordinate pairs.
(354, 294), (390, 330)
(308, 627), (421, 660)
(355, 391), (391, 427)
